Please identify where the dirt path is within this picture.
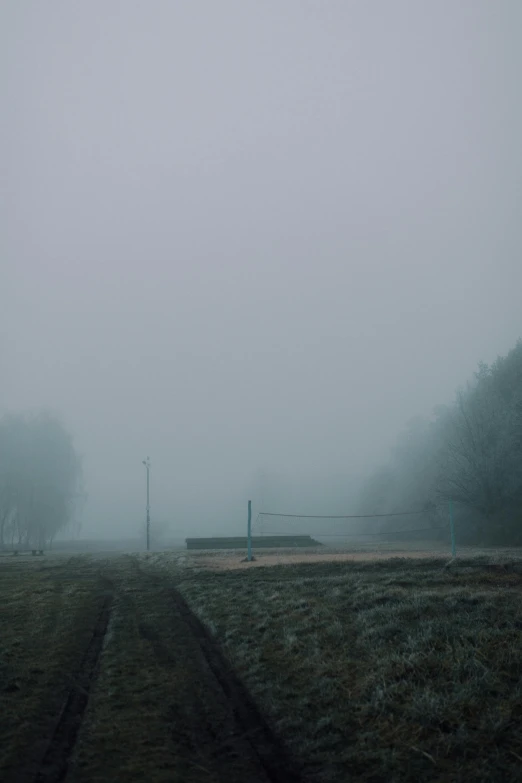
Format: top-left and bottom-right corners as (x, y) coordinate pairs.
(5, 555), (301, 783)
(128, 558), (301, 783)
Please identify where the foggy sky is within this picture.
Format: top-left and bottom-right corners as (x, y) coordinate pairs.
(2, 1), (522, 539)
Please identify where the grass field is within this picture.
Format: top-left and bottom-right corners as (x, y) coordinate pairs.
(175, 549), (522, 782)
(1, 549), (522, 782)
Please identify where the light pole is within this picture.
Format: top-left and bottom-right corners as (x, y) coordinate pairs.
(142, 457), (151, 551)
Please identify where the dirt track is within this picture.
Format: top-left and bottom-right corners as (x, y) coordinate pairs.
(190, 544), (522, 571)
(34, 594), (113, 783)
(1, 555), (301, 783)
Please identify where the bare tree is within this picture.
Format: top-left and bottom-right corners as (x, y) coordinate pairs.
(437, 368), (521, 543)
(356, 341), (522, 546)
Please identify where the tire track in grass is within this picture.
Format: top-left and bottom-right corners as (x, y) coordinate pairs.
(172, 588), (302, 783)
(131, 557), (303, 783)
(32, 591), (113, 783)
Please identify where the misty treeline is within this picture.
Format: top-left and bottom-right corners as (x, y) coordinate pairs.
(0, 412), (83, 550)
(357, 340), (522, 545)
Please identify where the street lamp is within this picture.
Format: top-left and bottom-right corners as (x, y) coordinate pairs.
(142, 457), (151, 551)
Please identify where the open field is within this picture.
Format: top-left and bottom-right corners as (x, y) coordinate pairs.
(176, 550), (522, 782)
(1, 549), (522, 782)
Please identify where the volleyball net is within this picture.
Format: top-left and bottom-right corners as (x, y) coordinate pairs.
(250, 508), (450, 554)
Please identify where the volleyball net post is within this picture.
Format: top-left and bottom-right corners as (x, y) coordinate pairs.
(247, 500), (252, 561)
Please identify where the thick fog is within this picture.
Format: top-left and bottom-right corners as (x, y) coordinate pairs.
(2, 1), (521, 541)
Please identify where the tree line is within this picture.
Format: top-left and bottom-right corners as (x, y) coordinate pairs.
(357, 340), (522, 545)
(0, 412), (83, 550)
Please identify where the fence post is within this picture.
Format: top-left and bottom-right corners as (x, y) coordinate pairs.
(449, 500), (456, 558)
(247, 500), (252, 562)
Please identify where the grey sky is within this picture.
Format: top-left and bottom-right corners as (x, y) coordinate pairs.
(2, 1), (521, 538)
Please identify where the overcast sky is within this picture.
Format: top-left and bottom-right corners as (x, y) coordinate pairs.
(2, 1), (521, 539)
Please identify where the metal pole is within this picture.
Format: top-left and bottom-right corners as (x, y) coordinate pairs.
(449, 499), (456, 558)
(143, 457), (151, 552)
(146, 464), (150, 551)
(247, 500), (252, 562)
(260, 473), (265, 536)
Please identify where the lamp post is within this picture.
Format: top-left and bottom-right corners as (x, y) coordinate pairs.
(142, 457), (151, 551)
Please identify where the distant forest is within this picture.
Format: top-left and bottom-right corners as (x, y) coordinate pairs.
(357, 340), (522, 545)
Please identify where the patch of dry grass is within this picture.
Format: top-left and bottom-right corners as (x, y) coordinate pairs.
(178, 556), (522, 782)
